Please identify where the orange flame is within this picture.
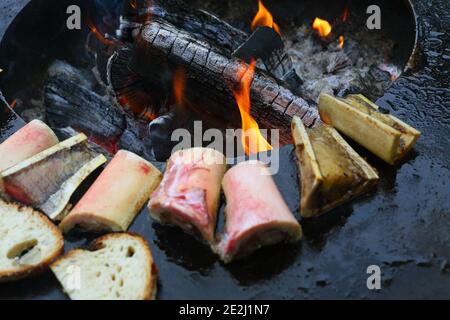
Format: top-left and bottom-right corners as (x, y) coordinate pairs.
(87, 19), (114, 46)
(232, 60), (272, 155)
(251, 0), (281, 35)
(312, 17), (332, 37)
(173, 68), (186, 105)
(339, 36), (345, 49)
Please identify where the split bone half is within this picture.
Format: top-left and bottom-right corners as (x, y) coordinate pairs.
(318, 93), (421, 165)
(292, 116), (379, 217)
(0, 134), (106, 221)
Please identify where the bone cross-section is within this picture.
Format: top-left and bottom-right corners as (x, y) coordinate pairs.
(60, 150), (162, 233)
(148, 147), (227, 245)
(0, 119), (59, 173)
(216, 161), (302, 263)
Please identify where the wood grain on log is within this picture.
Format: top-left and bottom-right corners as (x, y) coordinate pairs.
(120, 0), (247, 54)
(45, 75), (155, 161)
(45, 77), (125, 141)
(111, 18), (319, 145)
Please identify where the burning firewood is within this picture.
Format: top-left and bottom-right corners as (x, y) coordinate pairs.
(0, 134), (106, 221)
(148, 147), (227, 245)
(109, 18), (319, 145)
(318, 93), (421, 165)
(60, 150), (162, 233)
(0, 120), (59, 172)
(216, 161), (302, 263)
(291, 116), (379, 217)
(119, 0), (247, 54)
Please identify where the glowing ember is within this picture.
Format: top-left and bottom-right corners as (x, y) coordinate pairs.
(173, 68), (186, 105)
(130, 0), (137, 9)
(87, 19), (114, 46)
(312, 17), (332, 37)
(339, 36), (345, 49)
(142, 111), (157, 121)
(9, 99), (17, 109)
(232, 60), (272, 155)
(342, 7), (349, 22)
(118, 94), (156, 120)
(251, 0), (281, 35)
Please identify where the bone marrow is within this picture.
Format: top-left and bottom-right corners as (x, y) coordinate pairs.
(0, 134), (106, 220)
(60, 150), (162, 233)
(0, 119), (59, 173)
(292, 116), (379, 217)
(318, 93), (421, 165)
(148, 147), (227, 245)
(216, 161), (302, 263)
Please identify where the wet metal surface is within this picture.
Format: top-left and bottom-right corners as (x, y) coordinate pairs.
(0, 98), (24, 142)
(0, 0), (449, 299)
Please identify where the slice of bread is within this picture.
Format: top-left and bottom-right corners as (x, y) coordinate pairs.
(0, 200), (64, 282)
(51, 233), (158, 300)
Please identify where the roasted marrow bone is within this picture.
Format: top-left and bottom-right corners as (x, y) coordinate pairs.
(292, 116), (379, 218)
(0, 134), (106, 221)
(318, 93), (421, 165)
(60, 150), (162, 233)
(148, 148), (227, 245)
(216, 161), (302, 263)
(0, 119), (59, 173)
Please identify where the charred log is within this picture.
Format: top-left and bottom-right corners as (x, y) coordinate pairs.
(45, 75), (155, 161)
(45, 76), (125, 142)
(109, 19), (319, 145)
(118, 115), (154, 160)
(119, 0), (247, 54)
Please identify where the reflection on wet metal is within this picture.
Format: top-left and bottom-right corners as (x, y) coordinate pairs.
(0, 90), (25, 142)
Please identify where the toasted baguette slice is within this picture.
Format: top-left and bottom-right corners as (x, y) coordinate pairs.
(0, 199), (64, 282)
(51, 233), (158, 300)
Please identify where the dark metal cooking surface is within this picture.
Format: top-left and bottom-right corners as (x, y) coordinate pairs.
(0, 0), (449, 299)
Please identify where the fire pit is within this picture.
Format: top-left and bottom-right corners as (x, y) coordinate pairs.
(0, 0), (449, 299)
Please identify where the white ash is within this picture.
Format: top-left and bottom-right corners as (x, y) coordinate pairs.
(48, 60), (98, 91)
(285, 25), (401, 103)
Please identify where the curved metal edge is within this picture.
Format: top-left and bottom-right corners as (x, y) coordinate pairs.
(404, 0), (421, 72)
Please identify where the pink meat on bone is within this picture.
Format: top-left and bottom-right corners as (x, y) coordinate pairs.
(217, 161), (302, 263)
(148, 147), (226, 244)
(0, 120), (59, 172)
